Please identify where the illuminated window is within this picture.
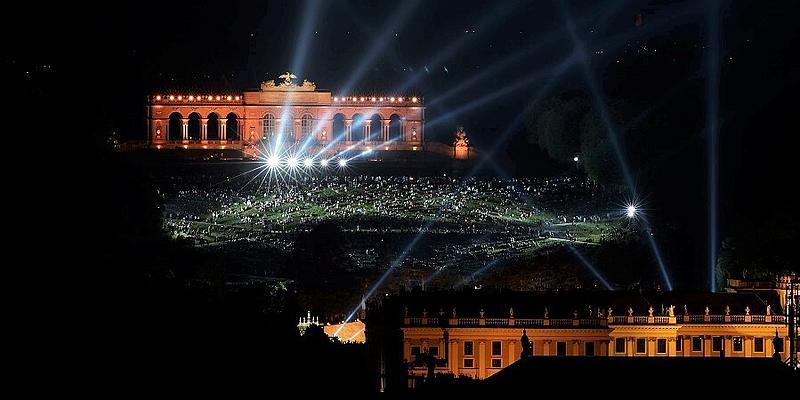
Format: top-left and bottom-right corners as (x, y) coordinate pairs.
(753, 337), (764, 353)
(262, 114), (276, 139)
(712, 336), (722, 352)
(692, 337), (703, 352)
(585, 342), (595, 356)
(657, 339), (667, 354)
(491, 341), (502, 356)
(491, 359), (502, 368)
(615, 338), (626, 353)
(733, 337), (743, 352)
(301, 114), (313, 138)
(636, 338), (646, 354)
(463, 341), (473, 356)
(556, 341), (567, 356)
(463, 358), (474, 368)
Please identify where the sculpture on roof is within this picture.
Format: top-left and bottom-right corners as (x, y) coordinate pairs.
(453, 126), (470, 147)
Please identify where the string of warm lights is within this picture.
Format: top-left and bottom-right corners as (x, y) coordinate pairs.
(153, 95), (242, 102)
(333, 96), (420, 103)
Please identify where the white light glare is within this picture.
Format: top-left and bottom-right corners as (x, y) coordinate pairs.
(338, 159), (347, 167)
(626, 205), (637, 218)
(320, 159), (329, 167)
(573, 156), (579, 162)
(303, 158), (314, 167)
(266, 156), (280, 169)
(287, 157), (299, 168)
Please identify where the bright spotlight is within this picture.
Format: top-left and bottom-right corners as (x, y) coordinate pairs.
(287, 156), (299, 168)
(573, 156), (579, 162)
(338, 159), (347, 167)
(626, 205), (637, 218)
(266, 156), (280, 169)
(303, 158), (313, 167)
(320, 159), (329, 167)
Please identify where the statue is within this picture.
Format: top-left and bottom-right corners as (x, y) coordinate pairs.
(278, 71), (297, 86)
(321, 128), (327, 138)
(745, 306), (750, 316)
(573, 310), (579, 319)
(479, 308), (485, 318)
(422, 308), (427, 318)
(704, 306), (710, 316)
(766, 304), (771, 316)
(725, 305), (730, 315)
(509, 307), (514, 318)
(628, 307), (634, 317)
(404, 306), (408, 318)
(452, 307), (457, 318)
(648, 306), (654, 317)
(520, 329), (532, 358)
(300, 79), (316, 90)
(684, 304), (689, 316)
(607, 307), (613, 317)
(668, 305), (675, 317)
(260, 79), (277, 90)
(544, 307), (549, 319)
(453, 126), (470, 147)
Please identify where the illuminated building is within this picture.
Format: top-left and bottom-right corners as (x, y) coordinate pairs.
(146, 73), (426, 158)
(397, 278), (798, 380)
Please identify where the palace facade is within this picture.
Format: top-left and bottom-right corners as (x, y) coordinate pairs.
(397, 281), (797, 380)
(146, 73), (426, 158)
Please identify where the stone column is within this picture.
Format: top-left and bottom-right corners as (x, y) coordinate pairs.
(509, 340), (516, 364)
(449, 339), (459, 373)
(478, 341), (486, 379)
(201, 119), (208, 141)
(544, 340), (551, 356)
(294, 119), (301, 142)
(345, 120), (352, 142)
(182, 119), (189, 141)
(365, 121), (372, 143)
(221, 122), (227, 141)
(382, 119), (390, 142)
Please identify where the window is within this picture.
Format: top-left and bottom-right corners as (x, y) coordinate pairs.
(733, 337), (743, 352)
(262, 114), (275, 139)
(754, 337), (764, 353)
(692, 337), (703, 352)
(463, 358), (474, 368)
(428, 346), (439, 357)
(712, 336), (722, 352)
(491, 359), (502, 368)
(636, 338), (646, 354)
(615, 338), (626, 353)
(556, 341), (567, 356)
(676, 336), (682, 352)
(657, 339), (667, 354)
(411, 346), (420, 358)
(463, 341), (474, 356)
(491, 341), (502, 357)
(281, 117), (293, 138)
(585, 342), (595, 356)
(774, 337), (784, 353)
(301, 115), (313, 138)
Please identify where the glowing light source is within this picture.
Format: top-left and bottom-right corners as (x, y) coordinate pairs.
(303, 158), (313, 167)
(320, 159), (329, 167)
(626, 205), (637, 218)
(379, 97), (384, 101)
(573, 156), (579, 162)
(287, 156), (299, 168)
(177, 96), (183, 100)
(334, 97), (339, 102)
(266, 156), (280, 169)
(235, 96), (240, 100)
(169, 95), (174, 100)
(189, 96), (194, 101)
(216, 96), (221, 100)
(155, 95), (161, 101)
(338, 159), (347, 167)
(412, 97), (418, 103)
(390, 97), (395, 102)
(226, 96), (232, 101)
(371, 97), (377, 102)
(360, 97), (365, 102)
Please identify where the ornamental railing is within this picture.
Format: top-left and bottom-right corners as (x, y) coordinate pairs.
(402, 314), (786, 327)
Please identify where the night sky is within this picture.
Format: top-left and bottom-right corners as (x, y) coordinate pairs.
(9, 0), (799, 288)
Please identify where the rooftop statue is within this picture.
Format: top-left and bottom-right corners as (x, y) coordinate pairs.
(453, 126), (470, 147)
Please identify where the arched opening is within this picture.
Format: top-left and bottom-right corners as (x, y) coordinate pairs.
(226, 113), (239, 141)
(389, 114), (402, 142)
(351, 113), (364, 142)
(188, 112), (201, 141)
(333, 113), (346, 142)
(207, 113), (220, 141)
(168, 112), (182, 141)
(301, 114), (314, 143)
(262, 114), (276, 140)
(369, 114), (382, 142)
